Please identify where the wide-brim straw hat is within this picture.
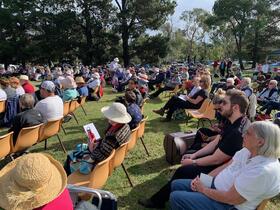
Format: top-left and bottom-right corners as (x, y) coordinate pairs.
(19, 75), (29, 81)
(101, 102), (131, 124)
(75, 76), (85, 84)
(0, 153), (67, 210)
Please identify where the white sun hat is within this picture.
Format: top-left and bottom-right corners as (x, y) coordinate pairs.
(101, 102), (131, 124)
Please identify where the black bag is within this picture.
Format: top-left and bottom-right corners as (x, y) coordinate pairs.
(163, 131), (196, 165)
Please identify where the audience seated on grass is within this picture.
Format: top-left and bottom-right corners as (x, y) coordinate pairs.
(0, 153), (73, 210)
(64, 102), (131, 175)
(60, 76), (79, 101)
(19, 75), (35, 94)
(0, 78), (17, 99)
(153, 75), (211, 122)
(9, 93), (45, 145)
(75, 76), (89, 97)
(150, 71), (181, 99)
(34, 81), (63, 121)
(124, 91), (142, 129)
(257, 79), (278, 105)
(188, 89), (227, 151)
(148, 67), (165, 91)
(139, 89), (251, 209)
(87, 72), (101, 101)
(9, 77), (25, 96)
(170, 121), (280, 210)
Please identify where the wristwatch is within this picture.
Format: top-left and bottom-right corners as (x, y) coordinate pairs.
(192, 159), (197, 166)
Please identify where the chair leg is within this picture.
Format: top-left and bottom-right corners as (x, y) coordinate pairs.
(61, 124), (67, 135)
(44, 139), (48, 150)
(140, 136), (150, 156)
(81, 105), (87, 116)
(72, 113), (79, 124)
(57, 134), (67, 153)
(121, 163), (133, 187)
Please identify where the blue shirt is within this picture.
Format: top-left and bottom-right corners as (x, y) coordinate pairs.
(127, 103), (142, 129)
(77, 86), (89, 97)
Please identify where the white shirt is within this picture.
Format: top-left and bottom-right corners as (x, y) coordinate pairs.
(262, 64), (270, 73)
(0, 88), (7, 100)
(34, 95), (63, 121)
(214, 148), (280, 210)
(15, 86), (25, 96)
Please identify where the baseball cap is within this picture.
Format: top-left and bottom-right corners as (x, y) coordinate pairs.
(40, 81), (56, 92)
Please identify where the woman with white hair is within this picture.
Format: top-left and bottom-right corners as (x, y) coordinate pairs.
(170, 121), (280, 210)
(240, 77), (253, 97)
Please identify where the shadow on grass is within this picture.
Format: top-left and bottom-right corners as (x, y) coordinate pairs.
(127, 155), (169, 175)
(117, 168), (174, 210)
(146, 97), (163, 104)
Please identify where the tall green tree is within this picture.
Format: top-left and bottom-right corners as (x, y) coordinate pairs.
(114, 0), (176, 67)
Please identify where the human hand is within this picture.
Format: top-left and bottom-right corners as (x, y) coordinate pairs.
(181, 153), (196, 161)
(180, 158), (193, 166)
(192, 176), (206, 193)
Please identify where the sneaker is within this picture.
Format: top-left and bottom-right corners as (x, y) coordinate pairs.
(138, 198), (165, 209)
(153, 108), (164, 116)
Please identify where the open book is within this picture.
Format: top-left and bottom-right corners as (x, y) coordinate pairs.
(83, 123), (101, 142)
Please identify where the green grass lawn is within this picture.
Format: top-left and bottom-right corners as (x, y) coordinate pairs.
(1, 82), (280, 209)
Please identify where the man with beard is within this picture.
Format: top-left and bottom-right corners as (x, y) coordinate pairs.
(138, 89), (251, 209)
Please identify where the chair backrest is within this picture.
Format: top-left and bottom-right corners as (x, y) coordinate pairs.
(88, 150), (115, 189)
(137, 116), (148, 139)
(0, 100), (6, 113)
(109, 141), (129, 176)
(80, 96), (86, 106)
(0, 132), (13, 159)
(256, 199), (269, 210)
(202, 102), (216, 120)
(197, 98), (211, 113)
(12, 124), (43, 153)
(38, 119), (62, 142)
(127, 126), (139, 152)
(69, 99), (79, 113)
(63, 101), (71, 116)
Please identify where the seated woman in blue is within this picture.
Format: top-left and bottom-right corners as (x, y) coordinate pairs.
(75, 76), (89, 97)
(125, 91), (142, 129)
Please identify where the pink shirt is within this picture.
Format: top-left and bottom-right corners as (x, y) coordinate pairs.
(35, 189), (73, 210)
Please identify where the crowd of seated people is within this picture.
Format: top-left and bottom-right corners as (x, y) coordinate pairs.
(1, 60), (280, 210)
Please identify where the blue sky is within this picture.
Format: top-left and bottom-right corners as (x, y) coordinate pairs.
(172, 0), (216, 29)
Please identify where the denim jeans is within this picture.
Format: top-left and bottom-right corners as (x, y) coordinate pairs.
(170, 179), (237, 210)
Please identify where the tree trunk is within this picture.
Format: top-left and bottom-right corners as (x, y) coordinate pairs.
(252, 28), (259, 69)
(122, 30), (130, 67)
(83, 2), (94, 65)
(234, 34), (244, 70)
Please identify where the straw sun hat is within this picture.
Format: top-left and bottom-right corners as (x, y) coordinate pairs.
(0, 153), (67, 210)
(101, 102), (131, 124)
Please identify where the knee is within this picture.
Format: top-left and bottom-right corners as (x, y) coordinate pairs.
(171, 179), (192, 192)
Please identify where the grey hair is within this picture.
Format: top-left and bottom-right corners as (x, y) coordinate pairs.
(19, 94), (35, 109)
(251, 121), (280, 158)
(243, 77), (252, 87)
(270, 79), (278, 87)
(226, 78), (234, 85)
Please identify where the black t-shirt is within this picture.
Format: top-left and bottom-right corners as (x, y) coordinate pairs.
(217, 116), (250, 157)
(191, 89), (209, 108)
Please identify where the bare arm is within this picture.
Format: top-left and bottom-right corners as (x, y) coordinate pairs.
(192, 177), (246, 205)
(195, 148), (231, 166)
(193, 135), (220, 158)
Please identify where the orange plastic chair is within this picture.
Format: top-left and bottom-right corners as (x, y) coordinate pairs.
(38, 119), (66, 153)
(193, 102), (216, 128)
(186, 98), (211, 116)
(78, 96), (87, 116)
(0, 100), (6, 113)
(137, 116), (149, 156)
(69, 99), (79, 124)
(127, 126), (140, 153)
(63, 101), (71, 117)
(67, 150), (115, 189)
(109, 141), (133, 187)
(12, 124), (43, 153)
(140, 98), (148, 115)
(256, 199), (269, 210)
(0, 132), (13, 159)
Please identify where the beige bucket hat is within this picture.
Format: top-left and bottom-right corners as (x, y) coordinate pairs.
(101, 102), (131, 124)
(75, 76), (85, 84)
(19, 75), (29, 81)
(61, 76), (77, 89)
(0, 153), (67, 210)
